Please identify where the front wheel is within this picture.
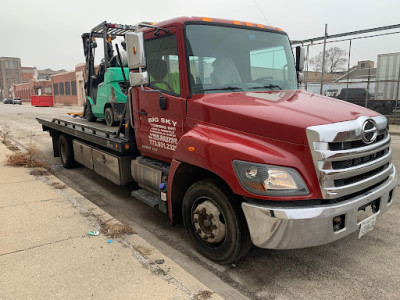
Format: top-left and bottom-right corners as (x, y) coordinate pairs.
(84, 101), (96, 122)
(182, 179), (252, 264)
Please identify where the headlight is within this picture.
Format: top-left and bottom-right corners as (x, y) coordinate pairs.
(233, 160), (309, 196)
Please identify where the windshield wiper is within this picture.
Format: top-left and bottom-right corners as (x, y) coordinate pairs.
(250, 84), (282, 90)
(202, 86), (243, 92)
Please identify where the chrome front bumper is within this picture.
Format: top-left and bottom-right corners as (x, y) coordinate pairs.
(241, 167), (397, 249)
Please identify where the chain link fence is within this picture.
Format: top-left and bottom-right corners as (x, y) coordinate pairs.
(293, 24), (400, 116)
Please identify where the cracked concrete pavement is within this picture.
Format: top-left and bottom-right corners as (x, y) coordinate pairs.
(0, 142), (222, 299)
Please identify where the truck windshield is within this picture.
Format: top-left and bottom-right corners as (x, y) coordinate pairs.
(185, 24), (298, 94)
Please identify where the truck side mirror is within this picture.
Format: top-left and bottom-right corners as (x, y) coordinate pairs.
(129, 71), (149, 87)
(125, 32), (146, 69)
(295, 46), (305, 72)
(126, 32), (149, 87)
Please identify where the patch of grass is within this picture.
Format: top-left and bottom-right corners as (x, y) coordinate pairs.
(6, 144), (48, 169)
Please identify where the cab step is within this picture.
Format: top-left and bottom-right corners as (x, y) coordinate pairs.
(131, 188), (167, 214)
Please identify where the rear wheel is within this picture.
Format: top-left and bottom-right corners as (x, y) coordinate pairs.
(84, 101), (96, 122)
(182, 179), (252, 264)
(104, 107), (116, 126)
(59, 135), (76, 169)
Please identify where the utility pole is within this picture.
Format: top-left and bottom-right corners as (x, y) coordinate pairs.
(305, 44), (310, 90)
(320, 24), (328, 95)
(345, 39), (352, 101)
(365, 66), (371, 108)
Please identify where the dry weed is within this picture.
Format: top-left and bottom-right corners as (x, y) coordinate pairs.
(102, 222), (136, 238)
(132, 245), (153, 256)
(1, 126), (10, 144)
(6, 144), (48, 169)
(30, 168), (50, 176)
(196, 290), (214, 300)
(50, 182), (67, 189)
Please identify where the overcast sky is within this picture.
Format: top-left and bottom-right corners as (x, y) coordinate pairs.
(1, 0), (399, 71)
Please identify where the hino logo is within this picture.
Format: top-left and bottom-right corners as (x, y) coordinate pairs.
(361, 119), (378, 144)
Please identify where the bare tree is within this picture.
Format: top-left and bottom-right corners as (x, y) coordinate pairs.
(309, 47), (347, 73)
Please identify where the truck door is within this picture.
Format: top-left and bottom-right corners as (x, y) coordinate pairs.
(132, 27), (186, 161)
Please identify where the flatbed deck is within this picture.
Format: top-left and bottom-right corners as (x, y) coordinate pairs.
(37, 117), (136, 154)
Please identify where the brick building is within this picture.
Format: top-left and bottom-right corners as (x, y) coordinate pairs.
(22, 67), (36, 83)
(0, 57), (22, 99)
(13, 79), (52, 103)
(51, 71), (78, 106)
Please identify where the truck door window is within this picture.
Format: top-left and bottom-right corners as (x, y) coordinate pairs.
(145, 35), (180, 95)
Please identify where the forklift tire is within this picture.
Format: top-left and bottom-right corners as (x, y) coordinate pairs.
(84, 101), (96, 122)
(105, 107), (116, 126)
(182, 179), (252, 264)
(59, 135), (76, 169)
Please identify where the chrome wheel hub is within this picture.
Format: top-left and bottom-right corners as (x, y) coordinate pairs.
(192, 200), (226, 243)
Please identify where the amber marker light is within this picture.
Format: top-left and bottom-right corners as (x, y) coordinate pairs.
(125, 144), (130, 150)
(256, 24), (264, 28)
(115, 145), (118, 149)
(125, 123), (128, 128)
(202, 17), (213, 22)
(245, 22), (253, 27)
(188, 147), (195, 152)
(276, 27), (284, 32)
(232, 20), (242, 25)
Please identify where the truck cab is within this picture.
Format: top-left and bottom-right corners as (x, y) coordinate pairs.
(127, 17), (396, 262)
(39, 17), (396, 264)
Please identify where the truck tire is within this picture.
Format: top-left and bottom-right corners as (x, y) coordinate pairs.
(59, 135), (76, 169)
(105, 107), (116, 126)
(182, 179), (252, 264)
(84, 101), (96, 122)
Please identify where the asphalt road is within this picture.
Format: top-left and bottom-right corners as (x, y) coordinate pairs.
(1, 103), (399, 300)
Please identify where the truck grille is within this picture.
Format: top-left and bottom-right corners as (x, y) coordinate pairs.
(306, 116), (393, 201)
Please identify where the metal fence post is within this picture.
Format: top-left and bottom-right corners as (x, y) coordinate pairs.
(320, 24), (328, 95)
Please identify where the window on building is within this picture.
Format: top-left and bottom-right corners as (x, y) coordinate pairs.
(54, 83), (59, 95)
(44, 87), (52, 94)
(65, 81), (71, 95)
(59, 82), (65, 95)
(71, 81), (77, 95)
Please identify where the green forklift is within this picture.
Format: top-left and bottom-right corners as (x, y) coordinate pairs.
(81, 22), (135, 126)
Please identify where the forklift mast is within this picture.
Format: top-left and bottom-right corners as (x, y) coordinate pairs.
(81, 21), (136, 100)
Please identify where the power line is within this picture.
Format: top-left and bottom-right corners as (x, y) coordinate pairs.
(252, 0), (270, 25)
